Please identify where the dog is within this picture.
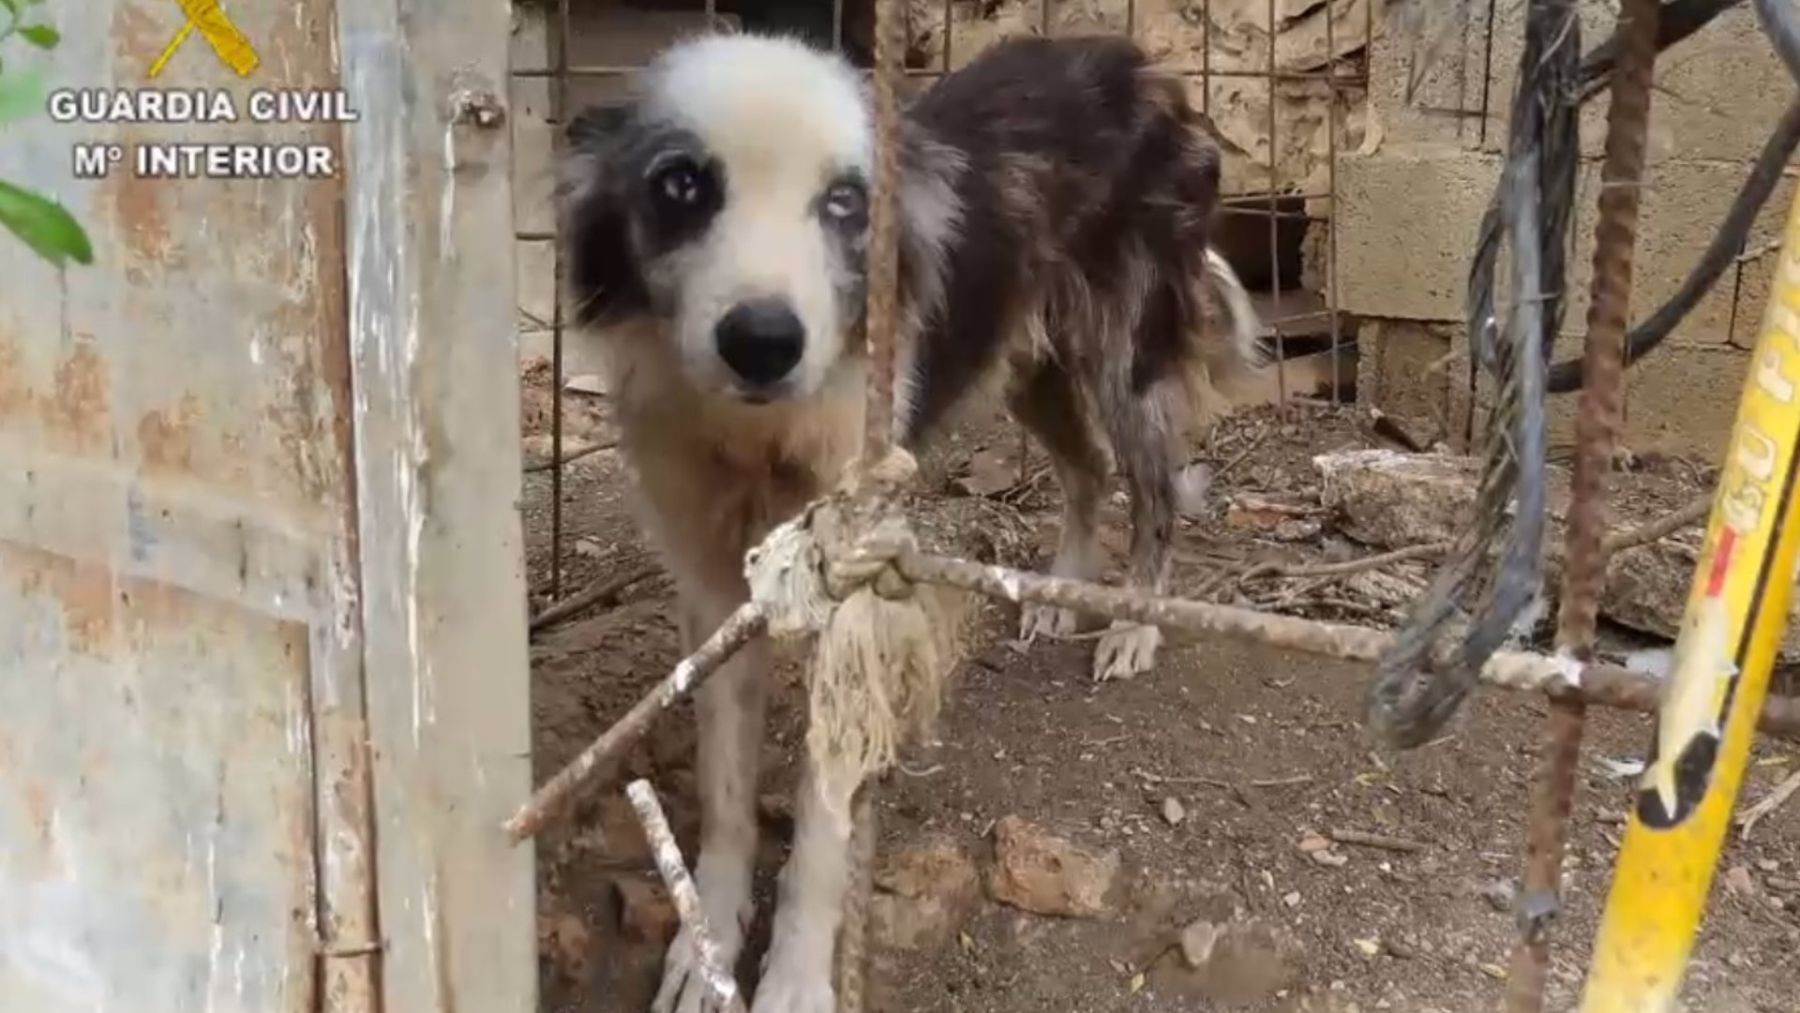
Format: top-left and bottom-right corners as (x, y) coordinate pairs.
(560, 30), (1261, 1012)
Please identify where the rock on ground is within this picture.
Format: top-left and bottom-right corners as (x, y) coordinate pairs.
(1312, 448), (1800, 658)
(872, 835), (982, 950)
(986, 815), (1120, 919)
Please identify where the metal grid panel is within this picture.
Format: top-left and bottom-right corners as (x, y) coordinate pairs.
(516, 0), (1371, 595)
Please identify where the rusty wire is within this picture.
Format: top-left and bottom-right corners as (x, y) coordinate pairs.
(1507, 0), (1659, 1005)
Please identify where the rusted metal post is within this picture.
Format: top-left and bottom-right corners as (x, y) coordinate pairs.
(1506, 0), (1659, 1006)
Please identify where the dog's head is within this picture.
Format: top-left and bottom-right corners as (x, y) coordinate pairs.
(561, 34), (873, 404)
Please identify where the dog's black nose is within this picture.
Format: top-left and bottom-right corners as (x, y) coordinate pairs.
(714, 298), (805, 388)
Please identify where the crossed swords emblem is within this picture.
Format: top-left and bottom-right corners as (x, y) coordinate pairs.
(148, 0), (260, 79)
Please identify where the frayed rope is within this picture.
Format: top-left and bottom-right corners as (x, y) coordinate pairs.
(744, 450), (968, 822)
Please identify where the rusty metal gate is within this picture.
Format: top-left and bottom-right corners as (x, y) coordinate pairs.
(0, 2), (534, 1011)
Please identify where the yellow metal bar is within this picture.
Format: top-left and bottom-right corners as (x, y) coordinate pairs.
(1580, 181), (1800, 1010)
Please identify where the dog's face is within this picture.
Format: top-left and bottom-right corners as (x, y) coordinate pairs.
(561, 35), (873, 404)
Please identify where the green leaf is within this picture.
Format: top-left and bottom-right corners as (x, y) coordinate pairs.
(0, 0), (18, 16)
(0, 67), (46, 125)
(0, 179), (93, 267)
(18, 23), (56, 48)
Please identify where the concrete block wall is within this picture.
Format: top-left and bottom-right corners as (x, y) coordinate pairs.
(1341, 1), (1796, 460)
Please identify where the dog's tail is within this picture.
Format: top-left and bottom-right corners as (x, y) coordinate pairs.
(1183, 247), (1265, 414)
(1201, 247), (1265, 375)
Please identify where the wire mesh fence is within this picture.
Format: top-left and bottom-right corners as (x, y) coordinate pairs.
(510, 0), (1375, 598)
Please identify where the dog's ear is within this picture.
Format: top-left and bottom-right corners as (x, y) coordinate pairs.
(560, 103), (649, 326)
(566, 103), (633, 150)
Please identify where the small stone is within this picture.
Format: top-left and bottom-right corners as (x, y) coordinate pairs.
(1282, 891), (1302, 908)
(1480, 963), (1508, 981)
(1725, 865), (1758, 897)
(1354, 937), (1382, 957)
(1163, 796), (1188, 826)
(872, 835), (981, 951)
(1180, 920), (1224, 967)
(1299, 832), (1332, 853)
(986, 815), (1120, 918)
(1311, 849), (1350, 868)
(1757, 858), (1780, 873)
(563, 373), (606, 395)
(1479, 879), (1515, 912)
(615, 876), (678, 945)
(538, 911), (592, 981)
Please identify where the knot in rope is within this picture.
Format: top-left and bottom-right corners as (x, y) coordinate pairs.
(744, 448), (923, 638)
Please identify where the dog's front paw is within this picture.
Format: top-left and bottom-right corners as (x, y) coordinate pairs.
(750, 956), (836, 1013)
(1093, 620), (1161, 682)
(1019, 603), (1081, 642)
(652, 923), (744, 1013)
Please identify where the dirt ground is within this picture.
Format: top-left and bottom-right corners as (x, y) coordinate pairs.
(519, 358), (1800, 1013)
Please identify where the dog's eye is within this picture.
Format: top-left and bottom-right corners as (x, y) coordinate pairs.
(651, 159), (711, 210)
(821, 181), (867, 225)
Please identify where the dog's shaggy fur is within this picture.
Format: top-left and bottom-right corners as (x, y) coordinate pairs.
(562, 31), (1260, 1012)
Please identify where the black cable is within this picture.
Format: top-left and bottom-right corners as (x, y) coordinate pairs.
(1545, 97), (1800, 391)
(1547, 0), (1800, 392)
(1753, 0), (1800, 83)
(1577, 0), (1743, 101)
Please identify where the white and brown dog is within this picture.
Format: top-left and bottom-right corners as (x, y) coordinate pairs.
(560, 30), (1260, 1012)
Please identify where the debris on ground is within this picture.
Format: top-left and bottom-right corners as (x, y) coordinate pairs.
(986, 815), (1121, 918)
(872, 836), (983, 950)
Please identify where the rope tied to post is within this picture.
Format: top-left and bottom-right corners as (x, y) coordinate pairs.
(745, 447), (968, 821)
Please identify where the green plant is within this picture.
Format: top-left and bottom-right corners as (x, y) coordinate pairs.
(0, 0), (91, 267)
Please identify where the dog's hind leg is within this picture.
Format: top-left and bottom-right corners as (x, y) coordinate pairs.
(1008, 362), (1111, 643)
(1080, 286), (1195, 680)
(653, 586), (769, 1013)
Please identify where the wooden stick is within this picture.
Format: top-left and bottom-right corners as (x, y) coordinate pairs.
(505, 603), (768, 842)
(626, 780), (748, 1013)
(1601, 491), (1711, 554)
(523, 439), (615, 473)
(529, 563), (661, 632)
(1331, 829), (1429, 853)
(506, 525), (1800, 845)
(1737, 767), (1800, 839)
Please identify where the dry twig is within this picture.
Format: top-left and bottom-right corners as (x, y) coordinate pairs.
(1600, 491), (1711, 554)
(524, 439), (616, 473)
(529, 563), (661, 632)
(1736, 767), (1800, 839)
(626, 780), (747, 1013)
(1331, 829), (1429, 853)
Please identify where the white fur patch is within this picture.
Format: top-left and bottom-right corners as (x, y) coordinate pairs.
(640, 35), (877, 401)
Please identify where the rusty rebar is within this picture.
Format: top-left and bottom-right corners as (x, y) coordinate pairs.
(1508, 0), (1660, 1006)
(834, 784), (879, 1013)
(862, 0), (906, 468)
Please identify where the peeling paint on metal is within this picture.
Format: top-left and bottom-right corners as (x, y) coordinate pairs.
(440, 125), (458, 263)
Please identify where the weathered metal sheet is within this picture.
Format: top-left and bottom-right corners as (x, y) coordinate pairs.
(0, 0), (532, 1006)
(3, 1), (383, 1011)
